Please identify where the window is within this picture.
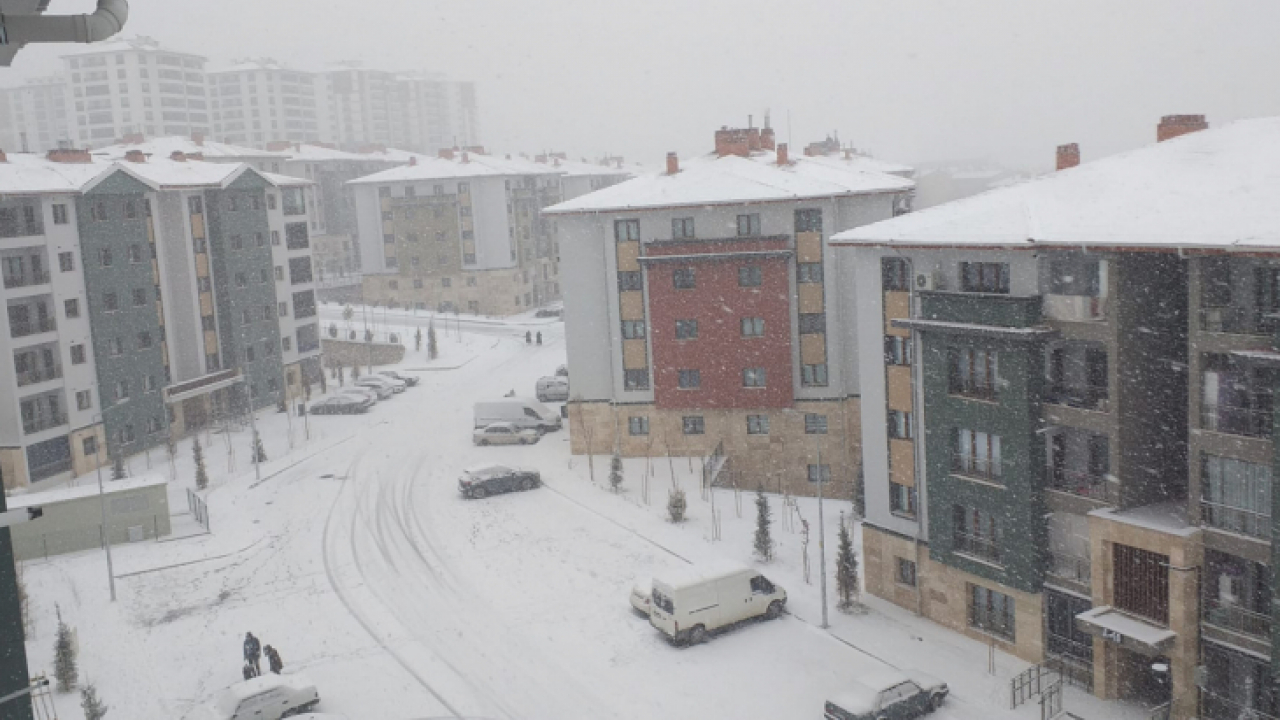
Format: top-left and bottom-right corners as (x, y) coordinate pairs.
(805, 414), (828, 434)
(132, 288), (147, 306)
(672, 217), (695, 239)
(890, 482), (917, 516)
(807, 464), (831, 483)
(378, 186), (391, 198)
(960, 261), (1010, 294)
(954, 505), (1002, 563)
(969, 585), (1016, 640)
(799, 313), (826, 334)
(245, 345), (256, 362)
(795, 208), (823, 233)
(747, 415), (769, 435)
(281, 337), (292, 352)
(124, 200), (137, 219)
(267, 194), (277, 210)
(798, 263), (823, 284)
(882, 257), (910, 292)
(231, 235), (245, 251)
(743, 367), (767, 387)
(621, 320), (646, 339)
(102, 291), (118, 311)
(614, 219), (640, 242)
(114, 379), (130, 399)
(736, 213), (760, 236)
(91, 201), (107, 221)
(70, 344), (86, 364)
(274, 266), (284, 281)
(624, 369), (650, 390)
(188, 196), (203, 214)
(678, 369), (701, 389)
(98, 247), (112, 267)
(1202, 454), (1272, 539)
(126, 244), (144, 264)
(628, 417), (649, 436)
(441, 277), (452, 288)
(949, 347), (998, 399)
(137, 331), (152, 349)
(144, 375), (157, 392)
(235, 272), (247, 288)
(260, 268), (270, 284)
(675, 319), (698, 340)
(413, 279), (424, 289)
(52, 204), (68, 224)
(255, 232), (265, 247)
(802, 363), (828, 387)
(888, 410), (913, 439)
(278, 302), (289, 317)
(121, 424), (135, 444)
(82, 436), (97, 457)
(738, 266), (762, 287)
(76, 390), (92, 410)
(198, 277), (212, 292)
(682, 416), (705, 435)
(895, 558), (917, 587)
(618, 271), (642, 291)
(148, 416), (163, 434)
(227, 195), (239, 212)
(64, 299), (80, 318)
(58, 252), (74, 272)
(288, 257), (313, 284)
(741, 317), (764, 337)
(285, 222), (309, 249)
(953, 428), (1002, 480)
(673, 268), (695, 289)
(271, 230), (281, 246)
(241, 309), (252, 325)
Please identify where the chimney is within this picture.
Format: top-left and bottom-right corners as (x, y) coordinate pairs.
(615, 157), (623, 169)
(170, 151), (187, 162)
(1157, 114), (1209, 142)
(438, 147), (455, 160)
(124, 150), (146, 163)
(461, 151), (470, 163)
(714, 127), (751, 157)
(46, 148), (92, 163)
(534, 154), (547, 164)
(408, 156), (417, 166)
(666, 152), (679, 175)
(0, 150), (7, 163)
(192, 132), (205, 147)
(760, 126), (776, 151)
(121, 132), (144, 145)
(1055, 143), (1080, 171)
(265, 140), (292, 152)
(464, 145), (486, 155)
(777, 143), (789, 166)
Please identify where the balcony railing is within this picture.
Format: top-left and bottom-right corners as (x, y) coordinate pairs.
(10, 317), (55, 338)
(1202, 596), (1271, 639)
(1048, 469), (1110, 501)
(953, 531), (1001, 563)
(16, 365), (62, 387)
(1201, 500), (1271, 540)
(22, 412), (64, 434)
(1201, 689), (1280, 720)
(1046, 384), (1109, 412)
(1044, 294), (1107, 322)
(1200, 306), (1271, 336)
(3, 271), (49, 289)
(1201, 402), (1273, 439)
(949, 379), (996, 401)
(951, 453), (1003, 481)
(1048, 551), (1092, 585)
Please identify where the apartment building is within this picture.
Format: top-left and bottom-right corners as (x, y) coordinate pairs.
(320, 66), (478, 155)
(208, 59), (321, 147)
(61, 36), (210, 148)
(0, 148), (320, 490)
(350, 149), (566, 316)
(0, 76), (72, 153)
(834, 115), (1280, 720)
(546, 125), (914, 496)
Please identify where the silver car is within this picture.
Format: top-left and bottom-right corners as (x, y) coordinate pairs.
(473, 422), (541, 446)
(352, 378), (393, 399)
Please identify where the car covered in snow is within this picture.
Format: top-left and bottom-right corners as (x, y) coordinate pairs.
(555, 364), (569, 377)
(824, 669), (948, 720)
(459, 464), (541, 499)
(630, 577), (652, 615)
(339, 387), (380, 405)
(199, 672), (320, 720)
(308, 395), (370, 415)
(535, 376), (570, 402)
(377, 370), (419, 387)
(473, 422), (541, 446)
(353, 376), (398, 397)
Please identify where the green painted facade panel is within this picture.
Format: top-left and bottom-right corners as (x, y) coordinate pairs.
(920, 291), (1043, 328)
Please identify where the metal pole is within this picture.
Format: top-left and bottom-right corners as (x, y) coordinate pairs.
(93, 421), (116, 602)
(816, 438), (828, 629)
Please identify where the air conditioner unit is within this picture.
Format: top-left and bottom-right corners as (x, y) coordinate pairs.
(913, 271), (936, 291)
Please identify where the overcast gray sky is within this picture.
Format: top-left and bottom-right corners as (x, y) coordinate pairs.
(9, 0), (1280, 170)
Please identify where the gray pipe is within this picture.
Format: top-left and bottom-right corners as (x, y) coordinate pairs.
(0, 0), (128, 45)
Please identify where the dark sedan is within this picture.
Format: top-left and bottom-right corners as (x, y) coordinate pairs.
(459, 465), (541, 499)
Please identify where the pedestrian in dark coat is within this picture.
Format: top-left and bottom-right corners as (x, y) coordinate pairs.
(244, 632), (262, 674)
(264, 645), (283, 675)
(536, 332), (542, 345)
(525, 331), (532, 344)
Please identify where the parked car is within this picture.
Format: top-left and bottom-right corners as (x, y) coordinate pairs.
(352, 378), (394, 399)
(474, 422), (541, 446)
(357, 375), (404, 395)
(458, 465), (541, 499)
(556, 364), (569, 377)
(378, 370), (419, 387)
(340, 387), (380, 404)
(649, 565), (786, 645)
(630, 578), (652, 615)
(308, 396), (370, 415)
(824, 670), (948, 720)
(473, 398), (562, 433)
(535, 376), (570, 402)
(198, 673), (320, 720)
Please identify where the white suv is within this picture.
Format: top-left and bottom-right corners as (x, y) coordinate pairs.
(199, 673), (320, 720)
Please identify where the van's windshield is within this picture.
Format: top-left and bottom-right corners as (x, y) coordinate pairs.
(651, 590), (674, 614)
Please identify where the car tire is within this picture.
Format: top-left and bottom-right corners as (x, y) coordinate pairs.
(522, 477), (536, 491)
(929, 694), (944, 711)
(689, 625), (708, 645)
(479, 439), (489, 446)
(766, 601), (784, 620)
(471, 486), (487, 499)
(521, 438), (530, 445)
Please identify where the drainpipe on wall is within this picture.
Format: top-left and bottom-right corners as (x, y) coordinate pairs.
(0, 0), (129, 45)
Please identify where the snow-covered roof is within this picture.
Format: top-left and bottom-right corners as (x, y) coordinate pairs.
(531, 157), (633, 178)
(61, 36), (204, 60)
(802, 152), (915, 178)
(1089, 501), (1196, 538)
(6, 475), (167, 509)
(0, 153), (112, 194)
(260, 171), (313, 187)
(832, 117), (1280, 251)
(105, 159), (248, 190)
(543, 150), (914, 214)
(93, 136), (289, 162)
(284, 144), (389, 163)
(348, 152), (561, 185)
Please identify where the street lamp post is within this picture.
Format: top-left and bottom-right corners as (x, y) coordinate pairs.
(91, 414), (116, 602)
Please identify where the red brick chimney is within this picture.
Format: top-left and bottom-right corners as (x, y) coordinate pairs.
(121, 132), (144, 145)
(438, 147), (455, 160)
(1157, 115), (1208, 142)
(265, 140), (291, 152)
(714, 127), (750, 158)
(760, 126), (776, 151)
(408, 156), (417, 166)
(170, 151), (187, 162)
(192, 132), (205, 147)
(46, 148), (92, 163)
(0, 150), (7, 163)
(461, 151), (470, 163)
(666, 152), (679, 175)
(1056, 143), (1080, 171)
(464, 145), (486, 155)
(746, 127), (761, 152)
(125, 150), (146, 163)
(777, 143), (789, 166)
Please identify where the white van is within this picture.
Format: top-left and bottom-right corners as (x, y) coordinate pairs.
(535, 376), (570, 402)
(648, 565), (786, 645)
(199, 673), (320, 720)
(473, 398), (562, 433)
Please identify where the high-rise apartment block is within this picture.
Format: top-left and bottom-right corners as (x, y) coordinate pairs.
(208, 59), (321, 147)
(0, 76), (72, 153)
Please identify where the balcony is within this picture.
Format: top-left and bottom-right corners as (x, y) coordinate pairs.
(951, 453), (1002, 482)
(950, 379), (996, 402)
(1046, 383), (1109, 412)
(1202, 596), (1271, 640)
(1201, 501), (1270, 540)
(953, 531), (1002, 564)
(1201, 401), (1272, 439)
(1200, 306), (1270, 336)
(10, 317), (55, 338)
(1044, 294), (1107, 323)
(15, 364), (62, 387)
(1048, 551), (1092, 585)
(22, 412), (64, 435)
(920, 291), (1043, 329)
(3, 271), (49, 290)
(1049, 469), (1110, 501)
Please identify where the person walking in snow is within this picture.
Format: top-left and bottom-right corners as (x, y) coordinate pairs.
(536, 332), (542, 345)
(244, 632), (262, 675)
(264, 645), (283, 675)
(525, 331), (532, 344)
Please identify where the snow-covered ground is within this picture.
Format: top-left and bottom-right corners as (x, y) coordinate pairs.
(18, 318), (1145, 720)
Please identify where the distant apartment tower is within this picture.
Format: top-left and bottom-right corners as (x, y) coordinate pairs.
(0, 77), (72, 153)
(61, 36), (210, 148)
(546, 125), (915, 496)
(320, 65), (478, 154)
(208, 59), (322, 147)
